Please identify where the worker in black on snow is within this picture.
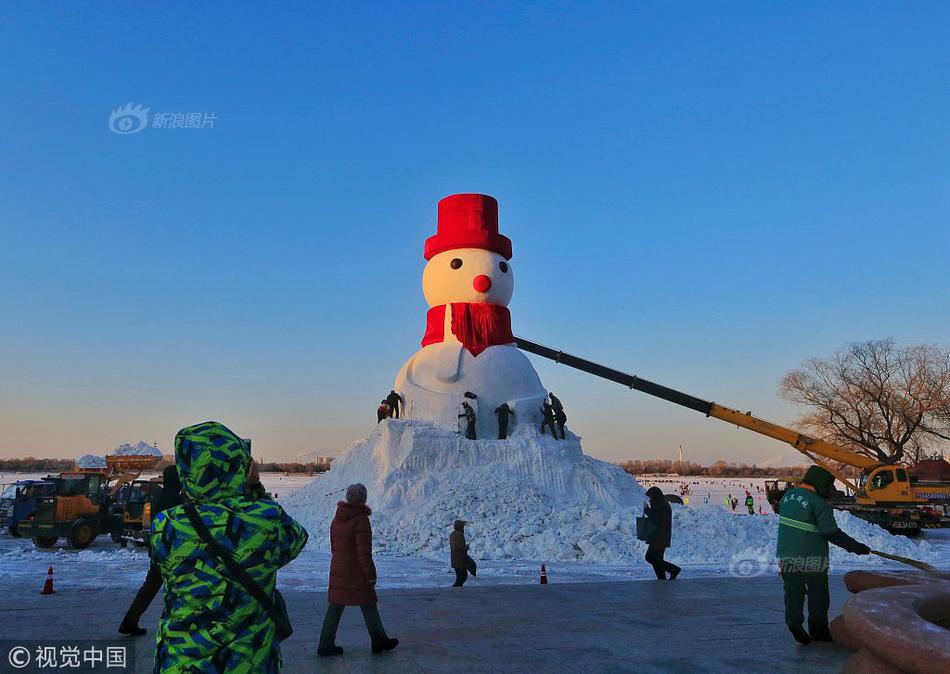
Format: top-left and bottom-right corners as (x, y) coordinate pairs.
(494, 403), (514, 439)
(540, 401), (558, 438)
(385, 390), (403, 419)
(549, 392), (567, 439)
(459, 401), (477, 440)
(777, 465), (870, 645)
(643, 486), (681, 580)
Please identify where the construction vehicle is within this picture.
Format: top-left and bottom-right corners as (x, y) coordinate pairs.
(17, 454), (160, 549)
(515, 337), (950, 536)
(0, 479), (57, 537)
(108, 477), (162, 547)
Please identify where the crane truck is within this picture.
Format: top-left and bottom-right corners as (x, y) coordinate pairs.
(515, 337), (950, 536)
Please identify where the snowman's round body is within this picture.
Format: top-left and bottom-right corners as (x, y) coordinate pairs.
(394, 246), (547, 439)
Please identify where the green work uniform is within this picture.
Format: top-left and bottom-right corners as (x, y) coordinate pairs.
(776, 486), (839, 633)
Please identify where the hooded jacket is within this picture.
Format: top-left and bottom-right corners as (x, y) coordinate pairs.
(449, 521), (469, 568)
(643, 487), (672, 548)
(328, 500), (378, 606)
(151, 421), (308, 674)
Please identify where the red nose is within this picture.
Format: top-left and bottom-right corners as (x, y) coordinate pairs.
(473, 275), (492, 293)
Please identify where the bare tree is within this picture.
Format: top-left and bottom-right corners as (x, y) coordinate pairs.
(780, 340), (950, 465)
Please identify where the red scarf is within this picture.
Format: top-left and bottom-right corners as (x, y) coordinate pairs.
(421, 303), (514, 356)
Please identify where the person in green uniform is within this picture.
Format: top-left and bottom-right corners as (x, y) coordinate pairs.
(776, 465), (871, 644)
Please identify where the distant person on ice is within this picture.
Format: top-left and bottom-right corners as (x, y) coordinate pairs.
(118, 464), (182, 636)
(377, 400), (391, 423)
(319, 483), (399, 657)
(151, 421), (308, 673)
(540, 401), (558, 438)
(459, 400), (477, 439)
(549, 392), (567, 439)
(777, 466), (870, 645)
(450, 520), (471, 587)
(745, 491), (754, 515)
(385, 390), (403, 419)
(494, 402), (514, 439)
(642, 487), (681, 580)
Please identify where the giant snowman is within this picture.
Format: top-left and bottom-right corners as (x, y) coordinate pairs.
(395, 193), (547, 439)
(285, 194), (648, 563)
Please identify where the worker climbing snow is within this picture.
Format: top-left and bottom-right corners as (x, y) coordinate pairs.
(377, 400), (391, 423)
(458, 401), (477, 440)
(494, 402), (514, 440)
(777, 465), (870, 645)
(549, 392), (568, 439)
(385, 390), (403, 419)
(540, 401), (558, 438)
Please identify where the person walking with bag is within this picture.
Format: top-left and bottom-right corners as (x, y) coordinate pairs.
(151, 421), (308, 673)
(318, 483), (399, 657)
(642, 486), (681, 580)
(450, 520), (470, 587)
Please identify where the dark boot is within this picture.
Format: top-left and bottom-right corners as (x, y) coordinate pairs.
(117, 622), (146, 637)
(372, 638), (399, 654)
(789, 626), (811, 645)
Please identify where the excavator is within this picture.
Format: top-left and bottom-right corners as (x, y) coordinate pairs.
(515, 337), (950, 536)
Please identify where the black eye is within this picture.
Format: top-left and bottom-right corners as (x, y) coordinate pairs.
(450, 258), (462, 270)
(499, 261), (509, 273)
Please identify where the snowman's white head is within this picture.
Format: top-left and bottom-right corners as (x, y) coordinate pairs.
(422, 247), (514, 307)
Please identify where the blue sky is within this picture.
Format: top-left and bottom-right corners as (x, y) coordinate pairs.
(1, 2), (948, 463)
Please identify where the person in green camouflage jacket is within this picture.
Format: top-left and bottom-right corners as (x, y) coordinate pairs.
(776, 465), (870, 645)
(151, 421), (309, 673)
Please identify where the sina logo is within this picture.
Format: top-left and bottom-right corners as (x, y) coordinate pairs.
(109, 103), (150, 134)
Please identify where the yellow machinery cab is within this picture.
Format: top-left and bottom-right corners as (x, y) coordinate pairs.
(855, 465), (915, 505)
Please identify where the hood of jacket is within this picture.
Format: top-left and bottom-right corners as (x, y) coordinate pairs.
(174, 421), (250, 503)
(336, 501), (372, 520)
(645, 486), (664, 502)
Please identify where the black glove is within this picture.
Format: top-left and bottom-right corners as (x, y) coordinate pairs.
(826, 529), (870, 555)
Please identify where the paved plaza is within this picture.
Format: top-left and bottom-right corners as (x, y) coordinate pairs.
(0, 575), (855, 673)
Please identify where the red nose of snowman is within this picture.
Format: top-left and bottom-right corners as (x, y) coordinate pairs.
(473, 275), (492, 293)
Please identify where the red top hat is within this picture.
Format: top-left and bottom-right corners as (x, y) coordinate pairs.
(424, 194), (512, 260)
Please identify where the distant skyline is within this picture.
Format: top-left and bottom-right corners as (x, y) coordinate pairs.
(1, 3), (948, 465)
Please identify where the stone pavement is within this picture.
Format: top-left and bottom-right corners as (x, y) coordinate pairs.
(1, 575), (854, 673)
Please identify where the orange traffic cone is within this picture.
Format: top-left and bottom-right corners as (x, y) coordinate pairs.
(40, 566), (55, 595)
(540, 563), (548, 585)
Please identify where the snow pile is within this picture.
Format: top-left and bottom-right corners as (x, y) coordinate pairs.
(284, 418), (940, 568)
(113, 441), (161, 457)
(75, 454), (107, 469)
(665, 505), (941, 570)
(284, 419), (647, 563)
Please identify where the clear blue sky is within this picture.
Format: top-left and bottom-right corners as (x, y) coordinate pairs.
(1, 2), (948, 463)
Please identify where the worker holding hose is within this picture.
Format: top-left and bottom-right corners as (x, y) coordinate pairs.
(776, 466), (870, 645)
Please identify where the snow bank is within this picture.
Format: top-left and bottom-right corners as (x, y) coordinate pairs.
(75, 455), (107, 469)
(284, 419), (647, 562)
(113, 441), (161, 457)
(284, 419), (939, 569)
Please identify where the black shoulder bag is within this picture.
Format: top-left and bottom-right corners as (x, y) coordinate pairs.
(183, 501), (293, 640)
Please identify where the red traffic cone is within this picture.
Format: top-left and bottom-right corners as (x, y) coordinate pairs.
(40, 566), (55, 595)
(540, 563), (548, 585)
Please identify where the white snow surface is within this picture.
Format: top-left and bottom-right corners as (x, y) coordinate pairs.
(284, 419), (647, 562)
(282, 419), (940, 568)
(74, 454), (107, 469)
(113, 441), (162, 457)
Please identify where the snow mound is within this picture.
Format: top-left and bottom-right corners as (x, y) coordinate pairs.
(284, 419), (940, 569)
(75, 454), (107, 469)
(284, 419), (647, 563)
(114, 441), (161, 457)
